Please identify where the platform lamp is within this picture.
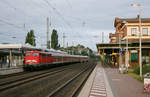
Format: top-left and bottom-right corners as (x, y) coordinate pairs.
(117, 31), (122, 73)
(131, 3), (142, 77)
(122, 21), (128, 72)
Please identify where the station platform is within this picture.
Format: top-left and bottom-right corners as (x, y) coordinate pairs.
(0, 67), (23, 75)
(78, 62), (150, 97)
(78, 62), (114, 97)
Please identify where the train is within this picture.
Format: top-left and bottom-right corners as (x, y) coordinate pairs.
(23, 50), (88, 71)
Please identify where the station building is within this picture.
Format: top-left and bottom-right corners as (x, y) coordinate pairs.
(0, 44), (43, 68)
(97, 16), (150, 67)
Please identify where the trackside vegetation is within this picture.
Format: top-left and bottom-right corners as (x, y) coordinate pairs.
(133, 65), (150, 75)
(128, 65), (150, 82)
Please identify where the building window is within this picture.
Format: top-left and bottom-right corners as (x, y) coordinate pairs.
(131, 28), (137, 36)
(142, 28), (148, 36)
(142, 50), (149, 64)
(131, 53), (138, 62)
(142, 56), (149, 64)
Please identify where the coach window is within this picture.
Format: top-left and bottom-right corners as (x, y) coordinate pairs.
(33, 53), (39, 56)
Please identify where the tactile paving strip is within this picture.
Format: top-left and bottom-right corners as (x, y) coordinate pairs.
(89, 68), (107, 97)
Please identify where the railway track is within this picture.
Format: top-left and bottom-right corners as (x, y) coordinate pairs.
(0, 64), (74, 85)
(0, 66), (70, 92)
(0, 71), (28, 79)
(48, 63), (96, 97)
(0, 61), (96, 97)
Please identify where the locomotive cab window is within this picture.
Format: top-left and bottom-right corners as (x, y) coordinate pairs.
(26, 53), (31, 56)
(33, 53), (39, 56)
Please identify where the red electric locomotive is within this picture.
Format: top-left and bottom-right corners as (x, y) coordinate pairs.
(24, 50), (88, 71)
(25, 51), (53, 64)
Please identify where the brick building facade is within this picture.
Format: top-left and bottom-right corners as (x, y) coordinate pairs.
(97, 16), (150, 67)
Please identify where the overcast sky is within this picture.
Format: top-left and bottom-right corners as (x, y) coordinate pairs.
(0, 0), (150, 51)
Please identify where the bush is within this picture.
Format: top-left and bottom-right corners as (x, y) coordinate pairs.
(133, 66), (140, 74)
(133, 65), (150, 75)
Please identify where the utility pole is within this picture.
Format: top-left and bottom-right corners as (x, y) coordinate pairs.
(67, 42), (68, 48)
(102, 32), (104, 43)
(23, 24), (26, 45)
(72, 41), (74, 55)
(131, 3), (142, 78)
(102, 32), (104, 65)
(47, 17), (50, 49)
(119, 32), (121, 72)
(119, 32), (123, 73)
(139, 7), (142, 78)
(63, 32), (65, 48)
(123, 21), (129, 72)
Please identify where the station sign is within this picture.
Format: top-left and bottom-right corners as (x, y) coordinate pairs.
(112, 53), (117, 55)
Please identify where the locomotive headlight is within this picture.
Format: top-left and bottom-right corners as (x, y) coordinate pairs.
(26, 60), (31, 62)
(32, 60), (37, 62)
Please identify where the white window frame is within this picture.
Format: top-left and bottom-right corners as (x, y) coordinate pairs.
(142, 28), (148, 36)
(131, 28), (137, 36)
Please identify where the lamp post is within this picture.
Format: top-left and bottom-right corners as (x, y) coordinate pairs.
(123, 21), (129, 72)
(118, 31), (122, 73)
(119, 32), (121, 73)
(131, 3), (142, 77)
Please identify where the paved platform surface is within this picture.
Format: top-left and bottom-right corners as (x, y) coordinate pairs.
(105, 68), (150, 97)
(78, 62), (150, 97)
(89, 67), (107, 97)
(0, 67), (23, 75)
(78, 62), (114, 97)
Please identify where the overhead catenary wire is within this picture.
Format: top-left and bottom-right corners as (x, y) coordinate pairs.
(43, 0), (73, 30)
(32, 0), (73, 43)
(0, 0), (52, 29)
(0, 0), (32, 18)
(42, 0), (77, 47)
(0, 19), (24, 29)
(0, 0), (98, 47)
(1, 0), (78, 35)
(0, 1), (53, 45)
(0, 0), (16, 10)
(0, 1), (34, 33)
(0, 0), (51, 41)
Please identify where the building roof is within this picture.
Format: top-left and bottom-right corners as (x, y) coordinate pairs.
(114, 16), (150, 27)
(96, 41), (150, 50)
(0, 44), (22, 49)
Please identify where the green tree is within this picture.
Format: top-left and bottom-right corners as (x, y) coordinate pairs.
(51, 29), (59, 49)
(25, 29), (36, 46)
(47, 41), (50, 49)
